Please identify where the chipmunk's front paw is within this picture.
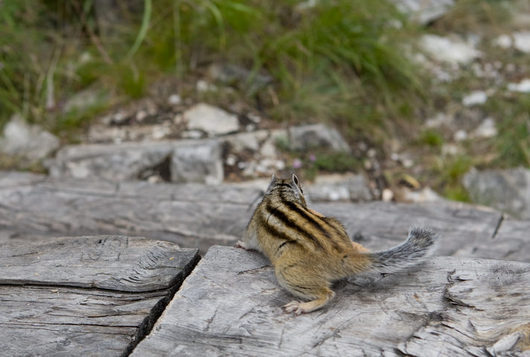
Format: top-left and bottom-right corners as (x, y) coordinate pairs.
(283, 301), (305, 315)
(235, 240), (249, 249)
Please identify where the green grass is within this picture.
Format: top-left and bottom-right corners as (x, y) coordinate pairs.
(0, 0), (424, 144)
(487, 95), (530, 168)
(434, 155), (473, 202)
(418, 129), (444, 148)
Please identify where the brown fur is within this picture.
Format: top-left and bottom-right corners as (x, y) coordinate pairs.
(240, 174), (372, 314)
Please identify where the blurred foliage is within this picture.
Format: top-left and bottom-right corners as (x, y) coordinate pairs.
(0, 0), (424, 139)
(488, 95), (530, 168)
(432, 0), (513, 34)
(0, 0), (527, 201)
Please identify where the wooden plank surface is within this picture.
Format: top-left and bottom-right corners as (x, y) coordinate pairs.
(0, 235), (199, 292)
(469, 218), (530, 262)
(131, 246), (530, 357)
(0, 235), (200, 357)
(0, 172), (515, 262)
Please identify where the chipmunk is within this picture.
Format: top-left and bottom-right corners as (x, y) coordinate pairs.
(237, 174), (436, 314)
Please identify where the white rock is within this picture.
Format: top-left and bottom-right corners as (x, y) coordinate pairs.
(226, 154), (237, 166)
(462, 91), (487, 106)
(514, 31), (530, 53)
(167, 94), (181, 105)
(507, 79), (530, 93)
(63, 89), (102, 113)
(224, 130), (269, 153)
(307, 174), (373, 202)
(288, 124), (350, 152)
(152, 125), (172, 140)
(171, 140), (223, 184)
(454, 130), (468, 142)
(391, 0), (454, 24)
(442, 143), (461, 156)
(382, 188), (394, 202)
(402, 159), (414, 168)
(425, 113), (452, 128)
(183, 103), (239, 136)
(402, 187), (444, 203)
(494, 34), (512, 49)
(247, 113), (261, 123)
(196, 80), (216, 92)
(136, 110), (147, 121)
(259, 139), (277, 158)
(463, 167), (530, 219)
(471, 118), (497, 139)
(420, 34), (481, 65)
(180, 130), (204, 140)
(494, 32), (530, 53)
(0, 116), (59, 160)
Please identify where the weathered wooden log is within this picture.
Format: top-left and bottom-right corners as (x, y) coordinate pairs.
(0, 235), (200, 356)
(1, 171), (523, 262)
(131, 246), (530, 356)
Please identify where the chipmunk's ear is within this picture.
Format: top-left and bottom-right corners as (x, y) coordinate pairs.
(291, 173), (301, 188)
(291, 173), (304, 195)
(271, 173), (277, 182)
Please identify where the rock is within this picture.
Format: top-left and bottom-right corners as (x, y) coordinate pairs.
(63, 88), (103, 113)
(151, 123), (172, 140)
(425, 112), (452, 128)
(195, 80), (217, 92)
(471, 117), (497, 138)
(382, 188), (394, 202)
(513, 31), (530, 53)
(462, 90), (487, 106)
(0, 115), (59, 161)
(288, 124), (350, 152)
(463, 167), (530, 219)
(167, 94), (182, 105)
(171, 140), (223, 185)
(224, 130), (269, 153)
(183, 103), (239, 136)
(420, 34), (481, 65)
(48, 142), (172, 181)
(306, 174), (373, 202)
(494, 31), (530, 53)
(207, 63), (272, 92)
(391, 0), (454, 24)
(494, 34), (512, 49)
(441, 143), (461, 156)
(507, 78), (530, 93)
(401, 187), (444, 203)
(48, 140), (224, 184)
(181, 130), (205, 139)
(454, 130), (468, 141)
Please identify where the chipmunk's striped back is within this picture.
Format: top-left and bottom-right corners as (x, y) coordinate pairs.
(240, 174), (436, 314)
(244, 174), (372, 272)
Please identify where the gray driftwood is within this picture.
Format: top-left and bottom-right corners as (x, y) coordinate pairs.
(2, 171), (525, 263)
(0, 235), (199, 356)
(131, 246), (530, 357)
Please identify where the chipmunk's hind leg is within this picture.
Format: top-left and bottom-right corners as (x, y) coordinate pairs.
(283, 288), (335, 314)
(275, 263), (335, 314)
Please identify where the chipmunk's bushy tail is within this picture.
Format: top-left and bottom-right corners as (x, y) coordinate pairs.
(367, 227), (436, 274)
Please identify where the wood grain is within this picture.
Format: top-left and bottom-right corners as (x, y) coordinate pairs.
(131, 246), (530, 356)
(1, 172), (518, 262)
(0, 234), (200, 356)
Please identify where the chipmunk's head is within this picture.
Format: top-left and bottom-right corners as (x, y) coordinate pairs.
(265, 173), (307, 206)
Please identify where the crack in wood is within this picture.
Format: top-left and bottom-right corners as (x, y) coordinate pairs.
(491, 214), (505, 239)
(123, 252), (201, 357)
